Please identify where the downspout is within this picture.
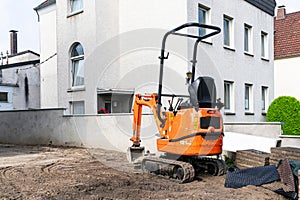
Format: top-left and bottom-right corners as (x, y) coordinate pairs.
(34, 9), (40, 22)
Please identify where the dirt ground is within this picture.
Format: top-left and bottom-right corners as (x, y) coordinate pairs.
(0, 144), (282, 200)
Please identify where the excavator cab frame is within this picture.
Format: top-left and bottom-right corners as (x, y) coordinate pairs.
(157, 22), (221, 106)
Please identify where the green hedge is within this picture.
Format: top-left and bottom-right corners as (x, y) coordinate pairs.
(266, 96), (300, 135)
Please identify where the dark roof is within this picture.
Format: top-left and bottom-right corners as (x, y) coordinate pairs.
(274, 11), (300, 59)
(34, 0), (56, 11)
(8, 50), (40, 58)
(244, 0), (276, 16)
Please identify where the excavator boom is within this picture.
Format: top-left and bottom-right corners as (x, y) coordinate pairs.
(128, 93), (164, 162)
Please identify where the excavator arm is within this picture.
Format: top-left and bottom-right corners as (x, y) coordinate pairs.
(130, 93), (165, 147)
(128, 93), (166, 163)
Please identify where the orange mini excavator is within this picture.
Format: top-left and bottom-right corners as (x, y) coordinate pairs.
(128, 23), (226, 183)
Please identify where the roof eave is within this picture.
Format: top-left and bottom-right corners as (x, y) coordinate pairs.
(34, 0), (56, 11)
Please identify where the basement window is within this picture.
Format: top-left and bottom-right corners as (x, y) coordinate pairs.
(70, 101), (85, 115)
(0, 92), (8, 102)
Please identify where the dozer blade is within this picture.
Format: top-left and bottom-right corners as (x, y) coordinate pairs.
(127, 146), (145, 163)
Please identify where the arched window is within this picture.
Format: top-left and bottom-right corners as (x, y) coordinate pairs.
(70, 43), (84, 87)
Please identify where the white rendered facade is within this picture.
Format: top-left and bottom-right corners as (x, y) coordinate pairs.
(274, 57), (300, 100)
(36, 0), (275, 122)
(36, 3), (58, 108)
(187, 0), (275, 122)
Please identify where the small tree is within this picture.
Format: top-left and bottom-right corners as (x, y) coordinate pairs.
(266, 96), (300, 135)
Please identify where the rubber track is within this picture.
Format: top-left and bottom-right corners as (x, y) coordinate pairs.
(197, 157), (227, 176)
(142, 156), (195, 183)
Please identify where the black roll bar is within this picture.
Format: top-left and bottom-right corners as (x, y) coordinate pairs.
(157, 23), (221, 106)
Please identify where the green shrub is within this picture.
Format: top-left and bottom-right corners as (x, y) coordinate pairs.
(223, 154), (235, 167)
(266, 96), (300, 135)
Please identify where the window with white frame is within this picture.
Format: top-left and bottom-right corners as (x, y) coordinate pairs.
(223, 15), (234, 48)
(198, 5), (210, 37)
(70, 101), (85, 114)
(224, 81), (234, 113)
(261, 31), (268, 59)
(244, 24), (253, 54)
(70, 43), (84, 87)
(245, 84), (253, 112)
(261, 86), (268, 112)
(70, 0), (83, 13)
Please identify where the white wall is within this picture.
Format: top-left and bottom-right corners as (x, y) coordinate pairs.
(55, 0), (189, 114)
(38, 4), (58, 108)
(118, 0), (189, 98)
(1, 52), (40, 110)
(12, 65), (40, 109)
(274, 57), (300, 100)
(119, 0), (187, 33)
(0, 109), (157, 152)
(8, 53), (39, 64)
(224, 122), (282, 138)
(0, 109), (296, 153)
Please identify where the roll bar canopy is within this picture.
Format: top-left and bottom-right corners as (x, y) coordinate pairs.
(157, 23), (221, 105)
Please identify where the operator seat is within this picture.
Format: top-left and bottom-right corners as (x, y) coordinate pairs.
(188, 76), (216, 108)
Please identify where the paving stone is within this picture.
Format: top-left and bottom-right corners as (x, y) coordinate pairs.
(270, 147), (300, 165)
(235, 149), (270, 169)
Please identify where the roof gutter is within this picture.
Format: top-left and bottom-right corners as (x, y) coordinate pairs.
(0, 59), (40, 70)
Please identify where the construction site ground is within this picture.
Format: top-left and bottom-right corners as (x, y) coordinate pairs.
(0, 144), (282, 199)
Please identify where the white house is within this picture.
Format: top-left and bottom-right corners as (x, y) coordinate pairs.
(274, 6), (300, 100)
(35, 0), (276, 122)
(0, 30), (40, 110)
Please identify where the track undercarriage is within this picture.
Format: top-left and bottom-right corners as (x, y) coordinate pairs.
(140, 154), (227, 183)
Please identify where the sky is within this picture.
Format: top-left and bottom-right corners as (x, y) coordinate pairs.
(276, 0), (300, 13)
(0, 0), (299, 55)
(0, 0), (42, 54)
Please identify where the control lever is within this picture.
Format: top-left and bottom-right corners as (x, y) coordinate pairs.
(168, 95), (175, 111)
(174, 98), (184, 112)
(216, 98), (224, 110)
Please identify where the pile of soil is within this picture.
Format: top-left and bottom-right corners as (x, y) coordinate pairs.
(0, 145), (281, 199)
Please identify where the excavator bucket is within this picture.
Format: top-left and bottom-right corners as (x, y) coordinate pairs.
(127, 146), (145, 163)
